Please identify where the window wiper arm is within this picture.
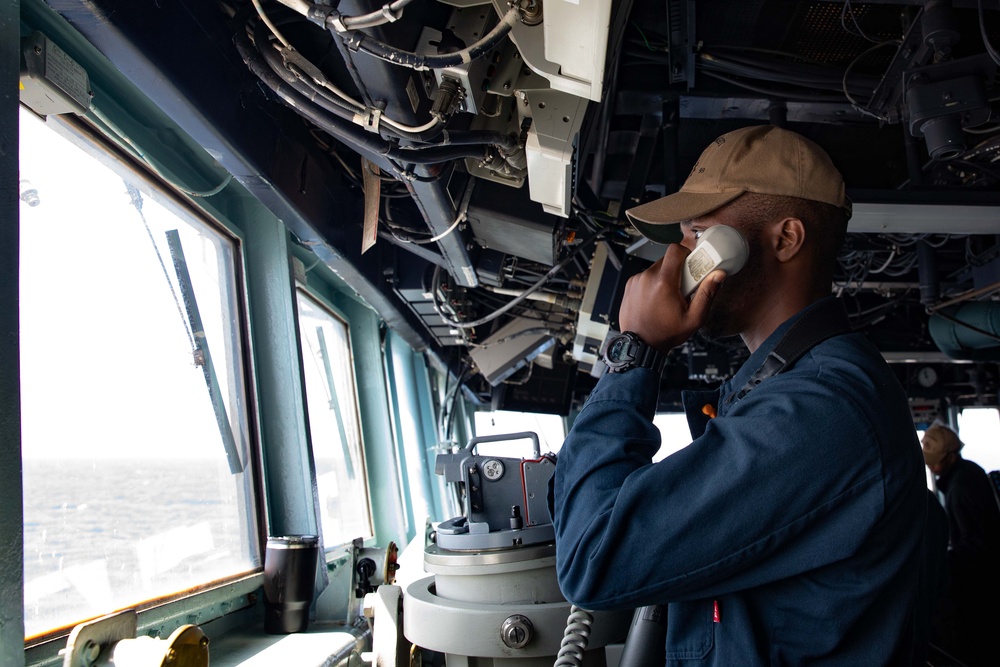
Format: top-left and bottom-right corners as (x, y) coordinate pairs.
(166, 229), (246, 474)
(315, 326), (355, 480)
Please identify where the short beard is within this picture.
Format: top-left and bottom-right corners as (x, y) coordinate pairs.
(699, 226), (765, 341)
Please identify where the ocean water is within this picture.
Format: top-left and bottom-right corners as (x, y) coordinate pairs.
(21, 458), (258, 638)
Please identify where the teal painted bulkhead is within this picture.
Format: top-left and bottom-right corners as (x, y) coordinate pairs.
(5, 2), (453, 664)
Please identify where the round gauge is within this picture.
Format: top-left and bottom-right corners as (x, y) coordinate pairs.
(917, 366), (938, 388)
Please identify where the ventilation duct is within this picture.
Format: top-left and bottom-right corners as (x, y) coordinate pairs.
(928, 302), (1000, 361)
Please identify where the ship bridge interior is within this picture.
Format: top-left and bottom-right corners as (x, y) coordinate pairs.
(5, 1), (1000, 666)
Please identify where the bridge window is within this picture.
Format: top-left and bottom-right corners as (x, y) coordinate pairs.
(296, 291), (374, 546)
(957, 407), (1000, 472)
(18, 107), (258, 639)
(472, 410), (566, 456)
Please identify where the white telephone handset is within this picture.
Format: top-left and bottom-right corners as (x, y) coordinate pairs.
(679, 225), (750, 297)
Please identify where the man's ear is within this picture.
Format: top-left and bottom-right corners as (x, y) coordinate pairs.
(770, 217), (805, 263)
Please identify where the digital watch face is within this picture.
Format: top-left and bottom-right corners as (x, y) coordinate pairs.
(608, 336), (634, 363)
(605, 333), (640, 372)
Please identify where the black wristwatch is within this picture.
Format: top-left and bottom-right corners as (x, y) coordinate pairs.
(602, 331), (666, 374)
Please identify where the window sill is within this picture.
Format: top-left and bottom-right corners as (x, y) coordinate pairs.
(210, 621), (367, 667)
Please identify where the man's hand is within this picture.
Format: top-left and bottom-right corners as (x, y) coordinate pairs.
(619, 243), (726, 353)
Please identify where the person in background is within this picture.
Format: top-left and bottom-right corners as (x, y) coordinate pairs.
(922, 423), (1000, 667)
(550, 125), (947, 666)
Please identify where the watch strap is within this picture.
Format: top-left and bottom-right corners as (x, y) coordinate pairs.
(631, 338), (665, 373)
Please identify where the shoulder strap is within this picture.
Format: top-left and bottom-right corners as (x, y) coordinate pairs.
(727, 298), (853, 404)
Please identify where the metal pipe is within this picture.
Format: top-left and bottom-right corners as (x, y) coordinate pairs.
(917, 240), (940, 306)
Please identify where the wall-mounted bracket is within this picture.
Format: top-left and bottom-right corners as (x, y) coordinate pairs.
(62, 610), (209, 667)
(62, 610), (137, 667)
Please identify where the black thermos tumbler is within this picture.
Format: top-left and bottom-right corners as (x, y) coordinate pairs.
(263, 535), (320, 634)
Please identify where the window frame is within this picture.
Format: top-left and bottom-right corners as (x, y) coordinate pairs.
(294, 284), (376, 551)
(18, 107), (267, 646)
(289, 244), (412, 549)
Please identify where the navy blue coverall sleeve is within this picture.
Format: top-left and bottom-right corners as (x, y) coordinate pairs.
(550, 359), (905, 611)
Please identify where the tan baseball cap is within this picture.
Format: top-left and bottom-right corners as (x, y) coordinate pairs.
(625, 125), (852, 244)
(922, 424), (962, 467)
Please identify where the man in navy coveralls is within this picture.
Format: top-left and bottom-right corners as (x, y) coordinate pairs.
(550, 125), (947, 666)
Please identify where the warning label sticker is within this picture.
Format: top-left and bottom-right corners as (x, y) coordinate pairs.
(687, 247), (713, 284)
